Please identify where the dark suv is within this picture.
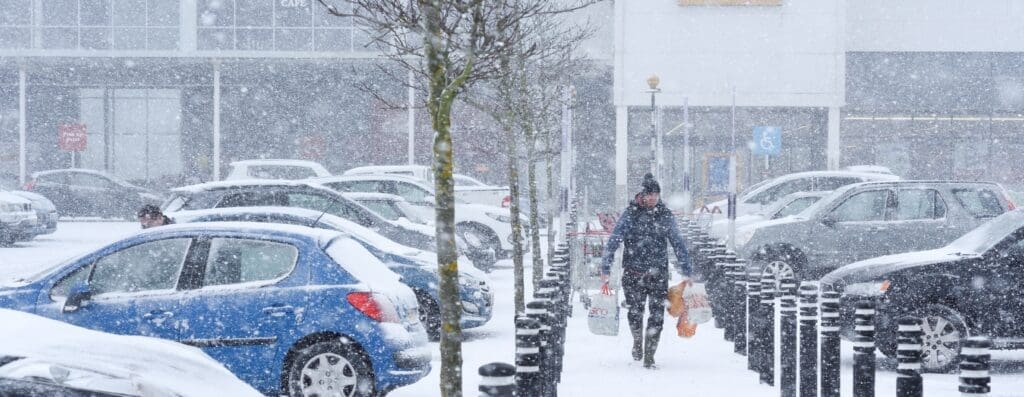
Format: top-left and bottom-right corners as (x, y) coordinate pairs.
(26, 169), (162, 219)
(822, 209), (1024, 372)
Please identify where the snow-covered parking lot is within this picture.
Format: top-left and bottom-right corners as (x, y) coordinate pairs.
(3, 221), (1024, 396)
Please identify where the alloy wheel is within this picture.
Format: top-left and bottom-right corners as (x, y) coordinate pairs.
(300, 352), (359, 397)
(919, 315), (962, 371)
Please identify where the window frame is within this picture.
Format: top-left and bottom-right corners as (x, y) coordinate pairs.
(893, 188), (948, 221)
(55, 237), (196, 300)
(826, 188), (894, 223)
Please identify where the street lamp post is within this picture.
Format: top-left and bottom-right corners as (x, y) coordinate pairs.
(645, 75), (661, 180)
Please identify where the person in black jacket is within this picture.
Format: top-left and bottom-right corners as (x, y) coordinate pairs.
(601, 173), (691, 368)
(137, 204), (173, 229)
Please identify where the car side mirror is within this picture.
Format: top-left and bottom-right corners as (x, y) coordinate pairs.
(821, 214), (838, 228)
(63, 281), (92, 313)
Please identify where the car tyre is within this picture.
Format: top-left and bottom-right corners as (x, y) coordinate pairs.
(286, 339), (376, 397)
(913, 304), (968, 373)
(457, 224), (501, 269)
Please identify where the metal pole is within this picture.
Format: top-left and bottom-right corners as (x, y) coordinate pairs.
(18, 62), (27, 185)
(212, 59), (221, 181)
(560, 87), (572, 242)
(853, 301), (876, 397)
(798, 283), (819, 397)
(682, 97), (691, 213)
(726, 87), (737, 251)
(407, 69), (416, 165)
(896, 317), (923, 397)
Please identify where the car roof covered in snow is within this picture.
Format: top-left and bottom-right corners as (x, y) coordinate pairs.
(342, 192), (408, 202)
(170, 179), (335, 194)
(343, 165), (430, 175)
(169, 206), (430, 259)
(135, 220), (344, 247)
(230, 159), (327, 168)
(312, 173), (433, 187)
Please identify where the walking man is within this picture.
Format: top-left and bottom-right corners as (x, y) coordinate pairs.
(601, 173), (692, 368)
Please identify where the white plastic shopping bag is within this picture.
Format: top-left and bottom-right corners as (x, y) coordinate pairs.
(587, 284), (620, 336)
(683, 283), (712, 325)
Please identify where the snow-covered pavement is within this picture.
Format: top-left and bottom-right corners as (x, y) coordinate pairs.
(3, 222), (1024, 396)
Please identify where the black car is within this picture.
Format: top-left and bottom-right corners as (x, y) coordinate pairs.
(162, 180), (439, 252)
(821, 209), (1024, 372)
(25, 169), (162, 219)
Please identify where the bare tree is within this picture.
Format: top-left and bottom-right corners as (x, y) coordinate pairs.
(316, 0), (597, 395)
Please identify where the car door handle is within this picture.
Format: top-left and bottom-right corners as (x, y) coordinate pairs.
(262, 305), (295, 317)
(142, 310), (174, 320)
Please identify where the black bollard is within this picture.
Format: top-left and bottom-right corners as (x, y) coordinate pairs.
(759, 274), (777, 386)
(746, 267), (763, 372)
(720, 258), (739, 343)
(515, 316), (541, 396)
(526, 300), (554, 397)
(732, 260), (748, 356)
(479, 362), (516, 397)
(959, 337), (992, 396)
(852, 300), (876, 397)
(896, 317), (923, 397)
(779, 277), (798, 397)
(798, 283), (818, 397)
(819, 289), (841, 397)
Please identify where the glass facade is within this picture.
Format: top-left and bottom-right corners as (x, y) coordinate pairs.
(196, 0), (370, 52)
(0, 0), (180, 50)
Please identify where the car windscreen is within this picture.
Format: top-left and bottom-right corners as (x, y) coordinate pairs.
(947, 210), (1024, 255)
(952, 188), (1005, 218)
(771, 196), (821, 219)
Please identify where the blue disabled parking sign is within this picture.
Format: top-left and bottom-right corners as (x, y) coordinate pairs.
(752, 126), (781, 156)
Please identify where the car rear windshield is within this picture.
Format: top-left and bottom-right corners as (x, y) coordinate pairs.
(249, 165), (318, 180)
(953, 188), (1005, 218)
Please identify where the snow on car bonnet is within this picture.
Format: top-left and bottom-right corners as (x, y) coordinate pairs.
(0, 309), (261, 396)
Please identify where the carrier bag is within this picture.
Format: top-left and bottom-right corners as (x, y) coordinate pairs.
(587, 283), (620, 336)
(683, 283), (712, 325)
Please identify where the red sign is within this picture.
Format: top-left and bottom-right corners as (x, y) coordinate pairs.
(59, 124), (87, 152)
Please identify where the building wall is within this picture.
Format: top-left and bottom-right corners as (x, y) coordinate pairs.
(847, 0), (1024, 52)
(615, 0), (844, 108)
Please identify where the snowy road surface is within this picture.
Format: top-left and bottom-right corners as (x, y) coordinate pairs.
(2, 222), (1024, 396)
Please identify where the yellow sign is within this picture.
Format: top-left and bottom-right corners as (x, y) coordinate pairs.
(679, 0), (782, 5)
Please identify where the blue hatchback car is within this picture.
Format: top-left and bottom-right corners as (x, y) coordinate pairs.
(0, 222), (431, 396)
(171, 206), (495, 340)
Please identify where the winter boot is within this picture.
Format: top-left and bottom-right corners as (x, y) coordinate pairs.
(643, 331), (661, 368)
(630, 324), (644, 361)
(631, 335), (643, 361)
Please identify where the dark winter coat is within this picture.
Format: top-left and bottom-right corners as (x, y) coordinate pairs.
(601, 198), (691, 277)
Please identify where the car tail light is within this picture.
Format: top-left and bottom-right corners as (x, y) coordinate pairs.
(999, 186), (1016, 210)
(501, 196), (511, 208)
(23, 180), (34, 190)
(347, 292), (400, 323)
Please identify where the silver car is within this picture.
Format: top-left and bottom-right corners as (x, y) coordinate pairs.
(736, 180), (1015, 284)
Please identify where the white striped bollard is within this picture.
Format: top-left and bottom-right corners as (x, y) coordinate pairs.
(479, 362), (515, 397)
(515, 316), (541, 396)
(746, 267), (763, 372)
(959, 337), (991, 396)
(853, 300), (876, 397)
(759, 274), (777, 386)
(526, 300), (554, 397)
(798, 283), (818, 397)
(733, 260), (748, 356)
(819, 289), (841, 397)
(779, 277), (798, 397)
(896, 317), (923, 397)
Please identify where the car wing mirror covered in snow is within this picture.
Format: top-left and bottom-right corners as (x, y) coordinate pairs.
(821, 213), (838, 228)
(63, 281), (92, 313)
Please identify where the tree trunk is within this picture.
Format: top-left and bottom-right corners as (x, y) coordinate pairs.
(506, 120), (526, 314)
(545, 125), (556, 267)
(423, 2), (462, 395)
(527, 132), (544, 286)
